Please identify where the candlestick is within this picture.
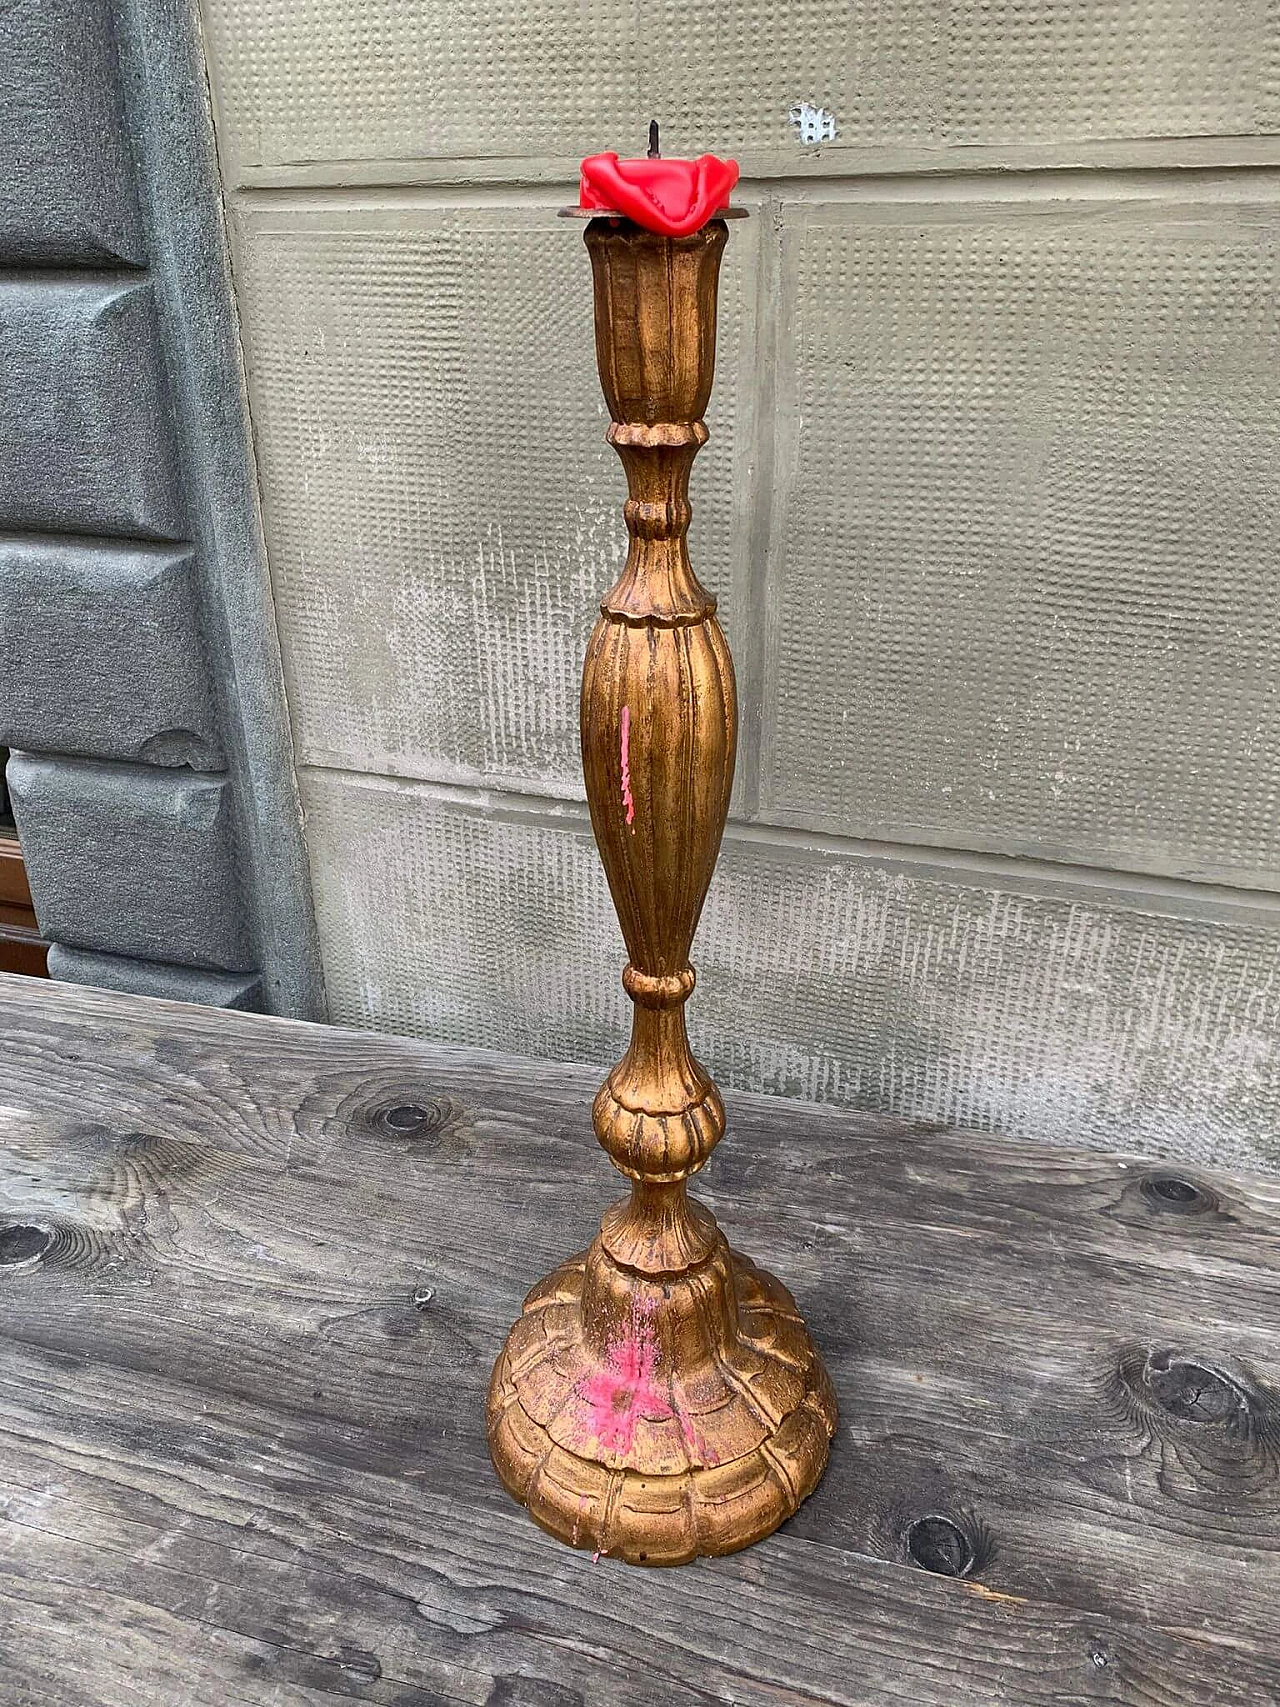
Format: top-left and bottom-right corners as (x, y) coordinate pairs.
(487, 156), (835, 1565)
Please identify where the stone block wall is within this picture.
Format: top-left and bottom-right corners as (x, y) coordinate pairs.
(0, 0), (322, 1017)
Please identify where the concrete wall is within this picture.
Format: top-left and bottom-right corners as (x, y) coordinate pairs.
(0, 0), (323, 1017)
(199, 4), (1280, 1170)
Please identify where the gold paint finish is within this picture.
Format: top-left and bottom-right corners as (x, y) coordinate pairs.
(487, 215), (835, 1565)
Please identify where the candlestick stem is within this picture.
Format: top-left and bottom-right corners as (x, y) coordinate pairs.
(487, 213), (835, 1565)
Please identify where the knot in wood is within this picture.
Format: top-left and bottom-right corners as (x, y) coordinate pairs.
(903, 1512), (991, 1577)
(1107, 1342), (1274, 1453)
(0, 1222), (53, 1267)
(1139, 1172), (1218, 1216)
(357, 1091), (466, 1144)
(622, 963), (696, 1008)
(1146, 1352), (1246, 1427)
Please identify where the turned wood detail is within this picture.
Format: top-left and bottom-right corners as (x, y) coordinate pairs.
(582, 218), (733, 1200)
(487, 213), (835, 1566)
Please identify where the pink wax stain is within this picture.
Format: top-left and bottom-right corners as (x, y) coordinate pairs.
(619, 705), (635, 828)
(573, 1295), (717, 1465)
(576, 1294), (662, 1457)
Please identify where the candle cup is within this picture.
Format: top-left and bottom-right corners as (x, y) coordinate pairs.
(487, 212), (835, 1565)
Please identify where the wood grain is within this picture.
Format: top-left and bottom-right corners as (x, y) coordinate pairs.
(0, 974), (1277, 1703)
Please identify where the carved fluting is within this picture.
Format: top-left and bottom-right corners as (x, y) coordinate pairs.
(487, 214), (834, 1564)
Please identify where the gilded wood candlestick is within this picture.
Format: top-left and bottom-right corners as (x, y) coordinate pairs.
(487, 209), (836, 1565)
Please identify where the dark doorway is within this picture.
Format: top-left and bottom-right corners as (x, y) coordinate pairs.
(0, 751), (49, 977)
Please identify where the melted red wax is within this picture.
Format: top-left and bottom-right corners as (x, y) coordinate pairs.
(579, 152), (739, 237)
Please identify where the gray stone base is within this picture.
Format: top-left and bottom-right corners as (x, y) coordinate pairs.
(7, 752), (255, 970)
(46, 944), (263, 1010)
(0, 536), (222, 768)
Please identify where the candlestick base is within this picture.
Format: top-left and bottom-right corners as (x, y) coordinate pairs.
(487, 1210), (836, 1566)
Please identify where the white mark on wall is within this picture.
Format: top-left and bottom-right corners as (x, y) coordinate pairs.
(788, 102), (837, 145)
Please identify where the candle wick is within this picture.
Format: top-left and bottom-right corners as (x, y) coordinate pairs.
(647, 119), (660, 159)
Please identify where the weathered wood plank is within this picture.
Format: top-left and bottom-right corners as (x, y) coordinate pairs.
(3, 1342), (1278, 1707)
(1, 975), (1278, 1704)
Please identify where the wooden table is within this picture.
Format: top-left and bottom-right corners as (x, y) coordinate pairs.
(1, 975), (1277, 1705)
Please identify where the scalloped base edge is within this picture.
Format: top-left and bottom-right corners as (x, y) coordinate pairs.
(486, 1250), (837, 1566)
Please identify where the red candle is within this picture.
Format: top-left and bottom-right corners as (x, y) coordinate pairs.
(579, 149), (739, 238)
